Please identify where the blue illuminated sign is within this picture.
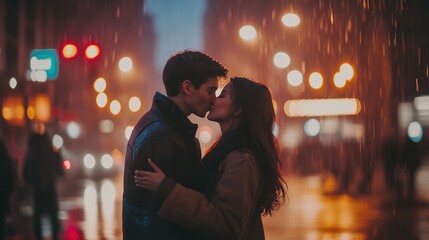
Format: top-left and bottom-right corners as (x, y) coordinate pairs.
(29, 49), (59, 81)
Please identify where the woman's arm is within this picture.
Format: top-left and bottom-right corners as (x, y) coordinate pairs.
(159, 151), (260, 239)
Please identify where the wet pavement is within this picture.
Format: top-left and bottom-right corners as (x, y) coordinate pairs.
(5, 162), (429, 240)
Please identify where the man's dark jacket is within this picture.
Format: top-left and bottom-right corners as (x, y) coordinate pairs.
(122, 92), (201, 239)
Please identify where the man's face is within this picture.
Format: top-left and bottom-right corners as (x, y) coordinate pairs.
(187, 77), (218, 118)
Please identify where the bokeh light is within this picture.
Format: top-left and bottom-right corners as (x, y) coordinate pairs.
(309, 72), (323, 89)
(339, 63), (354, 80)
(281, 13), (301, 27)
(96, 93), (108, 108)
(9, 77), (17, 89)
(94, 77), (107, 92)
(66, 121), (81, 139)
(407, 121), (423, 142)
(109, 100), (121, 115)
(239, 25), (257, 41)
(101, 154), (114, 169)
(128, 96), (141, 112)
(273, 52), (291, 68)
(304, 119), (321, 136)
(125, 126), (133, 140)
(119, 57), (133, 72)
(287, 70), (303, 86)
(52, 134), (64, 150)
(83, 154), (96, 169)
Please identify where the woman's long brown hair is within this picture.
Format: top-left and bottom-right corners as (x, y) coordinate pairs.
(230, 77), (287, 215)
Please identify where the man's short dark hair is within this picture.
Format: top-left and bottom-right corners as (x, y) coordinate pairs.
(162, 50), (228, 96)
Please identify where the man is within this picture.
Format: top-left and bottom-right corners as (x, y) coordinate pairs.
(122, 50), (228, 239)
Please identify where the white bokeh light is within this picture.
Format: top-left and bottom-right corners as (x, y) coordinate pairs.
(273, 52), (291, 68)
(309, 72), (323, 89)
(129, 96), (141, 112)
(239, 25), (257, 41)
(304, 119), (321, 137)
(83, 154), (96, 169)
(110, 100), (121, 115)
(287, 70), (303, 86)
(119, 57), (133, 72)
(9, 77), (17, 89)
(281, 13), (301, 27)
(101, 154), (114, 169)
(94, 78), (107, 93)
(96, 93), (108, 108)
(125, 126), (134, 140)
(199, 126), (212, 144)
(52, 134), (64, 149)
(66, 121), (81, 139)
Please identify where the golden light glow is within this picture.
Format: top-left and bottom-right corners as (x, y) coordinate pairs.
(34, 94), (51, 122)
(27, 106), (35, 120)
(2, 107), (13, 121)
(284, 98), (361, 117)
(111, 148), (123, 164)
(2, 96), (25, 126)
(239, 25), (257, 41)
(309, 72), (323, 89)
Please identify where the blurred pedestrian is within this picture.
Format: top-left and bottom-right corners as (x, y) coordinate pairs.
(401, 137), (421, 200)
(381, 136), (400, 191)
(0, 136), (14, 240)
(23, 122), (64, 240)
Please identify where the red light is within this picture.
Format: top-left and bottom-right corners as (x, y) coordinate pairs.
(85, 44), (100, 59)
(63, 160), (71, 170)
(62, 44), (78, 59)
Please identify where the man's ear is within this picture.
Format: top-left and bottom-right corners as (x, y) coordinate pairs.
(181, 80), (194, 95)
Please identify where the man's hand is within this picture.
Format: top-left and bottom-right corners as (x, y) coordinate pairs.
(134, 159), (166, 192)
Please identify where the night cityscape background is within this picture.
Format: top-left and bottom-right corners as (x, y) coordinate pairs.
(0, 0), (428, 239)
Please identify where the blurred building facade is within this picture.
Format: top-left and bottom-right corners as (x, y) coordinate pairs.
(203, 0), (429, 178)
(0, 0), (156, 175)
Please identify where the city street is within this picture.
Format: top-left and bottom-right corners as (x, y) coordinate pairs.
(6, 161), (429, 240)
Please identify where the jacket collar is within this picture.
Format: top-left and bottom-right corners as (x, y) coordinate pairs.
(152, 92), (198, 136)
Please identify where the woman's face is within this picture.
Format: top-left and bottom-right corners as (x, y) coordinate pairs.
(207, 83), (236, 123)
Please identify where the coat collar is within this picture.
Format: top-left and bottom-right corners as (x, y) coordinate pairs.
(152, 92), (198, 136)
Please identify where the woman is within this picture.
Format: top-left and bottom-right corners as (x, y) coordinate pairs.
(135, 77), (287, 239)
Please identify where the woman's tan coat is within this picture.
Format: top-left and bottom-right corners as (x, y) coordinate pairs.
(159, 150), (264, 239)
